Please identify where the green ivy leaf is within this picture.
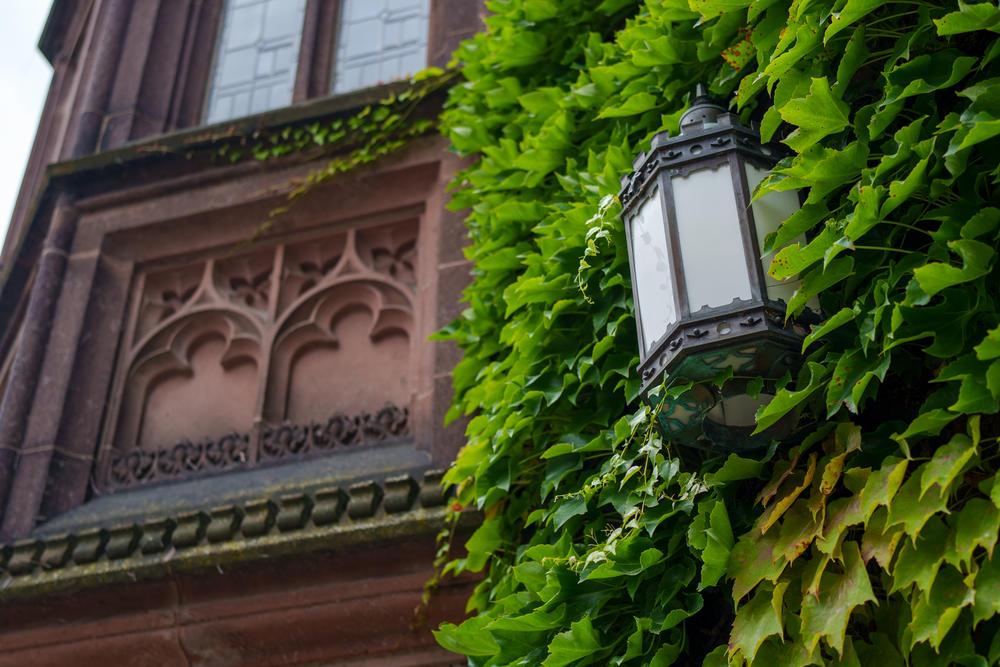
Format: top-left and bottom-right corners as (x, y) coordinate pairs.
(913, 240), (995, 296)
(934, 1), (1000, 35)
(890, 516), (948, 594)
(465, 517), (504, 572)
(597, 93), (660, 118)
(882, 52), (978, 108)
(825, 0), (887, 44)
(909, 566), (974, 650)
(730, 583), (785, 662)
(803, 307), (857, 351)
(434, 617), (502, 657)
(973, 552), (1000, 624)
(920, 432), (977, 499)
(953, 498), (1000, 567)
(700, 499), (735, 588)
(543, 615), (603, 667)
(886, 471), (949, 539)
(779, 77), (852, 152)
(975, 326), (1000, 361)
(862, 507), (904, 570)
(754, 362), (830, 433)
(688, 0), (752, 19)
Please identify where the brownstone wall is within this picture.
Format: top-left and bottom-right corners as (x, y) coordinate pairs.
(0, 6), (485, 663)
(0, 538), (473, 666)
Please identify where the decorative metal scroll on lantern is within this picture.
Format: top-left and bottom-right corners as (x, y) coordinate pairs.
(619, 86), (819, 450)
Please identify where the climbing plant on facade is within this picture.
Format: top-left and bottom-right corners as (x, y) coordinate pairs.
(432, 0), (1000, 664)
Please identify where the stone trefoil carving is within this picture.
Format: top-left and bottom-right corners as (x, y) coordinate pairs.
(99, 221), (418, 493)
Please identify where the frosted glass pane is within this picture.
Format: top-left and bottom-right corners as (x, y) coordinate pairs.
(673, 164), (752, 313)
(332, 0), (430, 94)
(707, 394), (773, 427)
(205, 0), (307, 124)
(745, 163), (805, 305)
(629, 191), (677, 354)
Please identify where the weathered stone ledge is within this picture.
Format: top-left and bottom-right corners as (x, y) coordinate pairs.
(0, 469), (466, 600)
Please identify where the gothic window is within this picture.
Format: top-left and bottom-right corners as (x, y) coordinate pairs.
(331, 0), (431, 94)
(204, 0), (308, 123)
(203, 0), (432, 123)
(102, 220), (418, 491)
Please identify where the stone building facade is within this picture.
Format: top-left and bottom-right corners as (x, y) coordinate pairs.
(0, 1), (482, 664)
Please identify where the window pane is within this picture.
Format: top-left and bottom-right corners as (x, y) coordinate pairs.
(205, 0), (307, 124)
(744, 163), (809, 307)
(672, 163), (753, 313)
(629, 188), (677, 355)
(332, 0), (430, 94)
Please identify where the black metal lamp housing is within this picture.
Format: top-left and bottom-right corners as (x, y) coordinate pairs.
(619, 87), (818, 448)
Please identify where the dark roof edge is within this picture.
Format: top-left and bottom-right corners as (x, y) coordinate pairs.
(0, 469), (473, 601)
(38, 0), (75, 64)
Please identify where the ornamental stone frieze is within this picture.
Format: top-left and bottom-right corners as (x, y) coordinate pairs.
(101, 220), (420, 491)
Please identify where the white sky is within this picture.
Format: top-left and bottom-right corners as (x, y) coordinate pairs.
(0, 2), (53, 240)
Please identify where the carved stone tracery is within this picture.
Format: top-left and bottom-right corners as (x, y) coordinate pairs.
(101, 220), (419, 491)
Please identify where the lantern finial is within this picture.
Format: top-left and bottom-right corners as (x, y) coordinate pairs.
(679, 84), (726, 132)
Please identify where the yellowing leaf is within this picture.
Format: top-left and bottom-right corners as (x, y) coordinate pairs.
(861, 507), (904, 570)
(920, 433), (977, 499)
(819, 458), (906, 555)
(775, 502), (823, 564)
(760, 453), (818, 534)
(800, 542), (876, 655)
(729, 529), (787, 601)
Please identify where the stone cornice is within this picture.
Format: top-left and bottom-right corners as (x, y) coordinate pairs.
(0, 469), (466, 601)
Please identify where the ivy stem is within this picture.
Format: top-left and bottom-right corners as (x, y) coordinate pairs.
(882, 220), (933, 237)
(852, 245), (914, 254)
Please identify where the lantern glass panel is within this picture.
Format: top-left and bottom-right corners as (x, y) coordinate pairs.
(745, 163), (804, 305)
(629, 187), (677, 355)
(706, 393), (773, 427)
(672, 163), (753, 313)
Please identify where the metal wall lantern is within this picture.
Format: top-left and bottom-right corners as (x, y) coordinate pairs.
(619, 86), (818, 449)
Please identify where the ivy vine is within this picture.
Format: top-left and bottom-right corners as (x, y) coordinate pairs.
(217, 67), (455, 237)
(431, 0), (1000, 665)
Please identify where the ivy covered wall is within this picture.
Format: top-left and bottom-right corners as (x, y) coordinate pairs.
(430, 0), (1000, 664)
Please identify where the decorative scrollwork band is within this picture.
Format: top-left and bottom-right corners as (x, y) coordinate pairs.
(105, 405), (410, 490)
(260, 404), (410, 461)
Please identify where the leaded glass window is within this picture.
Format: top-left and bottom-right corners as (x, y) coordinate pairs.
(204, 0), (307, 124)
(331, 0), (430, 95)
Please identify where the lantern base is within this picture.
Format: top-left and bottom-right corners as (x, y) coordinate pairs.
(638, 301), (806, 394)
(646, 335), (802, 452)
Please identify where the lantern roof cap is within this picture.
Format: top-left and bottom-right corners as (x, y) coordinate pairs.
(679, 83), (727, 132)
